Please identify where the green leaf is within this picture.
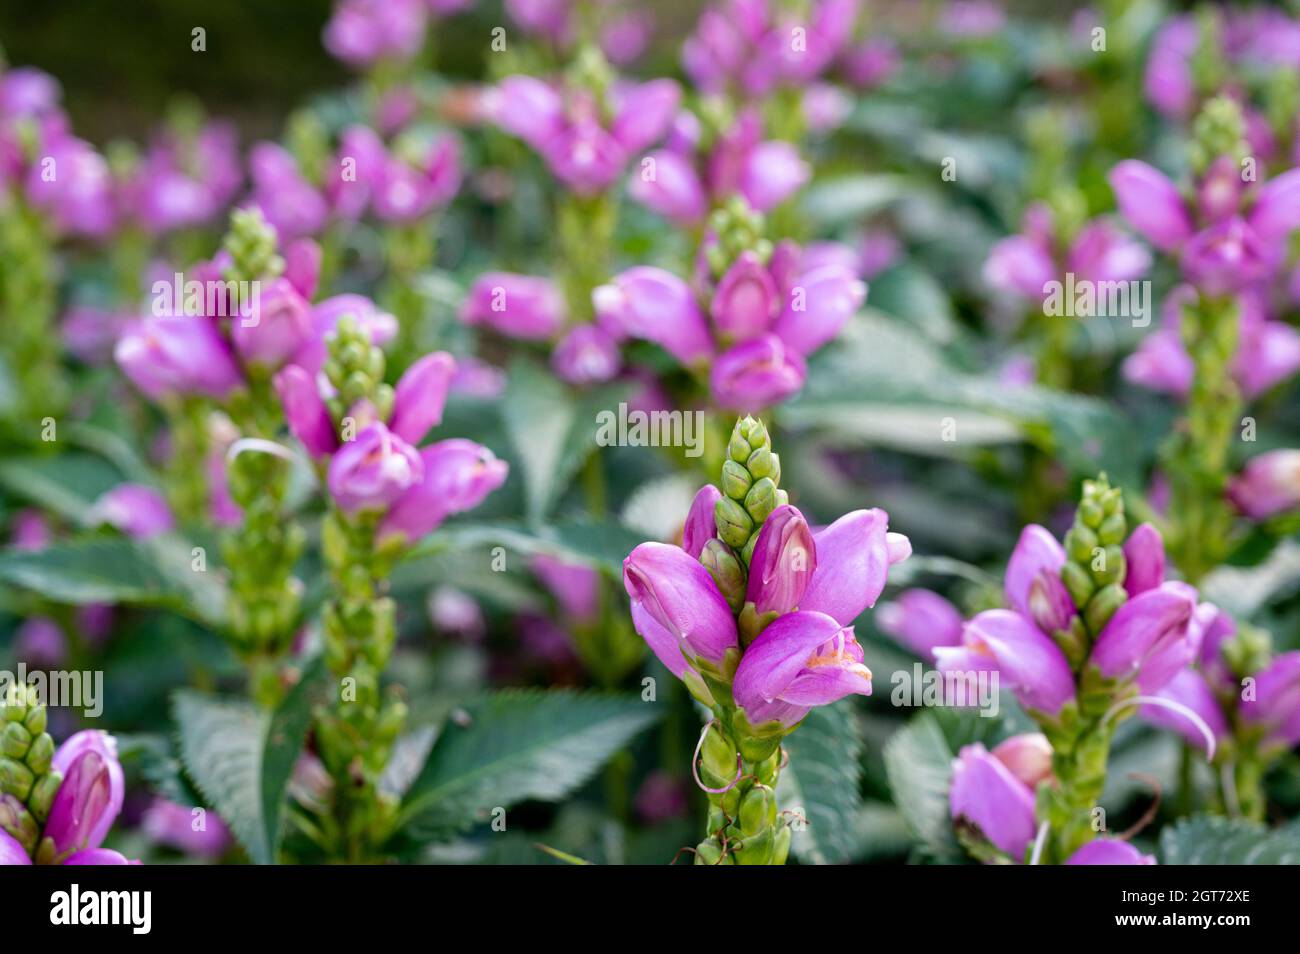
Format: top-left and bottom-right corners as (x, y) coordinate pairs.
(404, 517), (646, 576)
(790, 312), (1139, 484)
(114, 732), (203, 807)
(0, 535), (228, 626)
(882, 712), (964, 863)
(801, 174), (904, 230)
(0, 452), (124, 523)
(393, 689), (660, 840)
(502, 360), (628, 522)
(1159, 816), (1300, 864)
(778, 699), (864, 864)
(868, 266), (962, 346)
(1201, 540), (1300, 620)
(619, 474), (700, 543)
(173, 659), (328, 864)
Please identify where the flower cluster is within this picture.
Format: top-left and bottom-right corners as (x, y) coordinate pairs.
(623, 416), (908, 863)
(596, 199), (866, 410)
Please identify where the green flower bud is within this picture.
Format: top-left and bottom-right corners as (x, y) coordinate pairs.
(0, 758), (34, 801)
(1097, 513), (1127, 546)
(27, 770), (61, 823)
(752, 751), (780, 787)
(741, 416), (770, 452)
(1, 723), (30, 759)
(0, 794), (39, 855)
(700, 539), (746, 612)
(715, 496), (754, 548)
(1084, 583), (1127, 635)
(1053, 616), (1089, 670)
(737, 732), (783, 764)
(746, 445), (773, 479)
(1065, 525), (1098, 563)
(732, 826), (776, 865)
(744, 477), (777, 525)
(729, 427), (753, 464)
(694, 837), (727, 865)
(1093, 546), (1126, 588)
(1061, 557), (1095, 608)
(1079, 499), (1104, 529)
(772, 824), (792, 865)
(24, 733), (52, 776)
(700, 724), (738, 788)
(222, 207), (283, 285)
(720, 459), (753, 500)
(738, 783), (778, 835)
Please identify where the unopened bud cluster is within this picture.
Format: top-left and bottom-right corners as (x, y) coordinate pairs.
(713, 415), (786, 566)
(223, 207), (284, 286)
(1059, 474), (1129, 667)
(0, 688), (61, 857)
(704, 197), (774, 282)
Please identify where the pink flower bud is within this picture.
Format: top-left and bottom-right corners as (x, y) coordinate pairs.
(745, 504), (817, 616)
(90, 484), (175, 539)
(1229, 449), (1300, 519)
(1108, 160), (1194, 252)
(949, 742), (1037, 859)
(623, 541), (739, 677)
(462, 272), (565, 341)
(44, 731), (125, 859)
(877, 588), (964, 659)
(709, 333), (806, 411)
(274, 364), (339, 458)
(115, 316), (243, 401)
(389, 351), (456, 444)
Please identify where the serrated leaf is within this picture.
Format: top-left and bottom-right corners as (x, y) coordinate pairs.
(790, 313), (1139, 484)
(882, 712), (964, 863)
(502, 360), (629, 522)
(173, 659), (327, 864)
(778, 700), (864, 864)
(801, 174), (904, 230)
(393, 689), (660, 840)
(1201, 540), (1300, 619)
(868, 266), (961, 346)
(0, 534), (228, 626)
(0, 453), (124, 523)
(1159, 815), (1300, 865)
(405, 517), (646, 576)
(114, 732), (203, 806)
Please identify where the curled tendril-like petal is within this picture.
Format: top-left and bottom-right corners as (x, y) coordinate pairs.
(1104, 694), (1217, 761)
(1029, 820), (1050, 866)
(225, 437), (297, 464)
(691, 720), (744, 795)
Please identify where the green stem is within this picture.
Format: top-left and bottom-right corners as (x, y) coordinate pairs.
(1164, 293), (1241, 584)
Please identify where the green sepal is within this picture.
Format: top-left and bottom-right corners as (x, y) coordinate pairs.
(771, 824), (792, 865)
(696, 842), (728, 868)
(738, 602), (779, 646)
(731, 825), (776, 865)
(738, 783), (777, 835)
